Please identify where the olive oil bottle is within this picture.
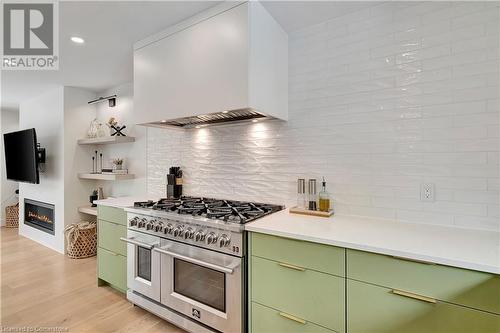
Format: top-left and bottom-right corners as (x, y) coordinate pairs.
(318, 177), (331, 212)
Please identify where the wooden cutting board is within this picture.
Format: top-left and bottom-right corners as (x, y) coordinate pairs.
(289, 206), (334, 217)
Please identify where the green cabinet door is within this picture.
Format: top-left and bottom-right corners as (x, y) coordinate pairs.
(98, 247), (126, 292)
(98, 219), (127, 256)
(252, 256), (344, 332)
(348, 279), (500, 333)
(97, 205), (127, 225)
(347, 249), (500, 314)
(251, 232), (345, 277)
(251, 302), (336, 333)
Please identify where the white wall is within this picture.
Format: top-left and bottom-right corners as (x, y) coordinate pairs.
(19, 86), (97, 253)
(147, 2), (500, 232)
(19, 87), (65, 253)
(1, 109), (19, 225)
(64, 87), (98, 225)
(95, 82), (147, 198)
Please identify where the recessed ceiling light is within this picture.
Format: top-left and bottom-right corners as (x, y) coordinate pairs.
(195, 125), (201, 129)
(222, 110), (229, 114)
(160, 120), (167, 123)
(70, 36), (85, 44)
(252, 119), (258, 123)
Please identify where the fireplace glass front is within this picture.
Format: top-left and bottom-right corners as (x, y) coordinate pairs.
(24, 199), (55, 235)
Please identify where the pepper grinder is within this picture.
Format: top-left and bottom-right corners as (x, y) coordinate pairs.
(308, 179), (317, 211)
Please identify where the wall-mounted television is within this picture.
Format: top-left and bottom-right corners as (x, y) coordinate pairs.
(3, 128), (40, 184)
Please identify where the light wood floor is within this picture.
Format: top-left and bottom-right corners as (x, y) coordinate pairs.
(0, 227), (186, 332)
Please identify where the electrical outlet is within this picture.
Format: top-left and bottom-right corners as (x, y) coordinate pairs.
(420, 183), (435, 202)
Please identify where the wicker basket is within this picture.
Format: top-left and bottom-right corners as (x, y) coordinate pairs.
(64, 221), (97, 259)
(5, 203), (19, 228)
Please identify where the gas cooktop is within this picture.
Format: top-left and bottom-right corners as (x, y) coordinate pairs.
(133, 196), (283, 224)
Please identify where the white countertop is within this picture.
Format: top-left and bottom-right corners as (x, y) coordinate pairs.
(245, 209), (500, 274)
(94, 196), (151, 209)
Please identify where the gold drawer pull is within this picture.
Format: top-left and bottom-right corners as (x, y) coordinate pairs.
(279, 312), (306, 325)
(391, 289), (436, 304)
(278, 262), (305, 272)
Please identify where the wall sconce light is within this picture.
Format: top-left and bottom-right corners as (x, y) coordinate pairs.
(88, 94), (117, 107)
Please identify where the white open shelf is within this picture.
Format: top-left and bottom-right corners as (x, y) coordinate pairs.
(78, 206), (97, 216)
(78, 173), (135, 181)
(77, 136), (135, 145)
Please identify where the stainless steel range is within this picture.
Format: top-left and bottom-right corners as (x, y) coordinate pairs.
(121, 197), (283, 333)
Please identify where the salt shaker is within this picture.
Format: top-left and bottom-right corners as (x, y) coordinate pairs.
(297, 179), (306, 209)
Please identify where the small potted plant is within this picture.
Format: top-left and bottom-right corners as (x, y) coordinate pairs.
(89, 189), (98, 207)
(112, 158), (124, 170)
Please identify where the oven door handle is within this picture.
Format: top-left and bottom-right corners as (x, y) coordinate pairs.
(154, 247), (238, 274)
(120, 237), (157, 250)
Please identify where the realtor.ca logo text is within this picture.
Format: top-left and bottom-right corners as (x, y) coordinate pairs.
(2, 1), (59, 70)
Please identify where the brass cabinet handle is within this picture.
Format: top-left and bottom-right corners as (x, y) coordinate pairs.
(279, 312), (306, 324)
(391, 289), (436, 304)
(278, 262), (305, 272)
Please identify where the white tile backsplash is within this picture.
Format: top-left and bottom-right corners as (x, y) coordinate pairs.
(147, 2), (500, 231)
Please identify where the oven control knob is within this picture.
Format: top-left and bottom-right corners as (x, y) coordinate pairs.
(218, 234), (230, 248)
(206, 232), (218, 245)
(154, 221), (163, 232)
(164, 223), (174, 234)
(184, 227), (194, 239)
(129, 217), (139, 226)
(194, 230), (206, 242)
(146, 220), (157, 230)
(173, 226), (184, 237)
(138, 218), (147, 228)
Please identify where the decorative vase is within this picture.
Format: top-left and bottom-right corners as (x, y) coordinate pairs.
(115, 164), (123, 170)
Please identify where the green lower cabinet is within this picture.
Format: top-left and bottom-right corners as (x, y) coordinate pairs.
(252, 302), (335, 333)
(97, 206), (127, 293)
(252, 256), (344, 332)
(348, 279), (500, 333)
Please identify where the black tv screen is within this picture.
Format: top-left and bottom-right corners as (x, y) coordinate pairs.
(3, 128), (39, 184)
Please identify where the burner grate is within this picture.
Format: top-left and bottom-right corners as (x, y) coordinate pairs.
(133, 196), (283, 224)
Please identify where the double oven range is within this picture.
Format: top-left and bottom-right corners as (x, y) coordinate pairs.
(121, 197), (283, 333)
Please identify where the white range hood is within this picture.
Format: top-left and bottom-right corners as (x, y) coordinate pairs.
(132, 1), (288, 128)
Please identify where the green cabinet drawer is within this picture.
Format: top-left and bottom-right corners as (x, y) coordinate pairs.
(97, 206), (127, 225)
(98, 247), (126, 292)
(348, 279), (500, 333)
(98, 219), (126, 256)
(251, 232), (345, 277)
(252, 256), (344, 332)
(347, 249), (500, 314)
(251, 302), (335, 333)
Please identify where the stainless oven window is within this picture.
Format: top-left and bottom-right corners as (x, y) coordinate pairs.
(174, 258), (226, 312)
(137, 246), (152, 281)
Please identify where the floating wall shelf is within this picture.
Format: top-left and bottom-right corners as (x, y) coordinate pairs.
(77, 136), (135, 145)
(78, 206), (97, 216)
(78, 173), (135, 181)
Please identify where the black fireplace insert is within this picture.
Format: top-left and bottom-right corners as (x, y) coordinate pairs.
(24, 199), (55, 235)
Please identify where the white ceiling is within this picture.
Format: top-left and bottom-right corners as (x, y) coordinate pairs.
(1, 1), (373, 110)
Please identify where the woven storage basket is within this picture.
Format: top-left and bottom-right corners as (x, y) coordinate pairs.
(64, 221), (97, 259)
(5, 203), (19, 228)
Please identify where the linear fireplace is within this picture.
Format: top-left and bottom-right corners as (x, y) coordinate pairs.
(24, 199), (55, 235)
